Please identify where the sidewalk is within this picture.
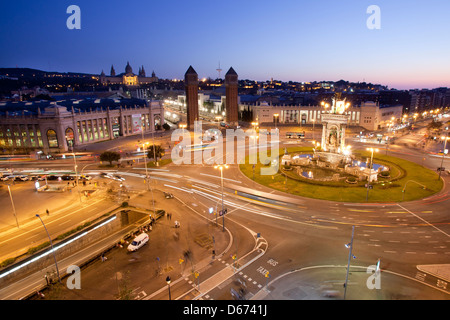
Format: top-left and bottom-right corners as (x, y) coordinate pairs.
(252, 264), (450, 300)
(25, 187), (232, 300)
(0, 179), (105, 233)
(0, 183), (114, 264)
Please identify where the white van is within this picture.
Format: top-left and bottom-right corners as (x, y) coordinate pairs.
(127, 233), (149, 252)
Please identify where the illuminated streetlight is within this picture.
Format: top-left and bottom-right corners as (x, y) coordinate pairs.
(7, 185), (19, 228)
(438, 133), (449, 180)
(214, 164), (228, 231)
(36, 214), (61, 284)
(344, 225), (356, 300)
(72, 152), (82, 203)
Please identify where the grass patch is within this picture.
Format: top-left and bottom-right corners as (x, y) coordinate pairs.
(147, 158), (172, 167)
(239, 147), (443, 203)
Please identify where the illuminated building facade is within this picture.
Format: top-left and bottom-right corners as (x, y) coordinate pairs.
(99, 62), (158, 87)
(0, 98), (163, 153)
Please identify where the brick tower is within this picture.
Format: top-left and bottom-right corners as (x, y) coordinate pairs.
(185, 65), (199, 129)
(225, 67), (238, 125)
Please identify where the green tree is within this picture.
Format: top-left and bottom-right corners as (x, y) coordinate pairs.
(100, 151), (121, 165)
(146, 145), (164, 161)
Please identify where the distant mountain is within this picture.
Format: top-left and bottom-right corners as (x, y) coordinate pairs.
(0, 67), (96, 78)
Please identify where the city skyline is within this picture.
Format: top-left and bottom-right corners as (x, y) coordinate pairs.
(1, 1), (450, 90)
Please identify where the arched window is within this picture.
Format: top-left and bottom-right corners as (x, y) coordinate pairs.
(154, 115), (161, 130)
(47, 129), (58, 148)
(65, 127), (74, 147)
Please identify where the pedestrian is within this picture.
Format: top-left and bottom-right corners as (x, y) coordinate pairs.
(46, 209), (49, 216)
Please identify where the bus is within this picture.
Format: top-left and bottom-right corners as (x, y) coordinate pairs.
(226, 184), (306, 209)
(286, 131), (305, 139)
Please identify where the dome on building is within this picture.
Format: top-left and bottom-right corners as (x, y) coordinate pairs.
(125, 61), (133, 74)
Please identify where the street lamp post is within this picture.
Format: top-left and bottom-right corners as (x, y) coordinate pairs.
(402, 180), (427, 201)
(142, 141), (150, 191)
(7, 185), (19, 228)
(344, 225), (356, 300)
(214, 164), (228, 231)
(36, 214), (61, 283)
(72, 152), (82, 203)
(273, 113), (279, 131)
(438, 133), (449, 180)
(142, 141), (156, 214)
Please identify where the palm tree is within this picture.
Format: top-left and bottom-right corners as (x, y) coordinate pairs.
(146, 145), (164, 161)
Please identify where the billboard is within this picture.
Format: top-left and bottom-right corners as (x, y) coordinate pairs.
(132, 114), (142, 134)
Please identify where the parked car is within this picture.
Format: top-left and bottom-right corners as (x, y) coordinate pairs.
(127, 233), (149, 252)
(14, 175), (29, 181)
(0, 176), (10, 181)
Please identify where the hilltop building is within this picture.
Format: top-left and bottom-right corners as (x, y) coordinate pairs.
(100, 62), (158, 87)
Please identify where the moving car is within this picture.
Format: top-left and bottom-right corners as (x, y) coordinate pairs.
(113, 174), (125, 181)
(127, 233), (149, 252)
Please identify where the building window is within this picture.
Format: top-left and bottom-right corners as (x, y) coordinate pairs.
(103, 118), (109, 138)
(87, 120), (93, 140)
(77, 121), (82, 142)
(82, 121), (88, 141)
(65, 127), (75, 147)
(93, 119), (98, 140)
(47, 129), (58, 148)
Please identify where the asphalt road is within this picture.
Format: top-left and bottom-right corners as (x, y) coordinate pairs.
(1, 120), (449, 300)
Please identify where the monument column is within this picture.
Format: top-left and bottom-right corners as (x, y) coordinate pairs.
(321, 121), (327, 152)
(185, 66), (199, 129)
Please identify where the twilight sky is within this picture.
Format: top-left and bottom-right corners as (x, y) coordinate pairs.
(1, 0), (450, 90)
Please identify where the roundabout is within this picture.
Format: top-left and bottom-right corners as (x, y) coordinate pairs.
(239, 146), (443, 203)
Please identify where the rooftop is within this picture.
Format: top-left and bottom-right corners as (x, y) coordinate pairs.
(0, 97), (148, 116)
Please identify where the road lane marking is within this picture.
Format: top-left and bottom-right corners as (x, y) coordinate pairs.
(396, 204), (450, 238)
